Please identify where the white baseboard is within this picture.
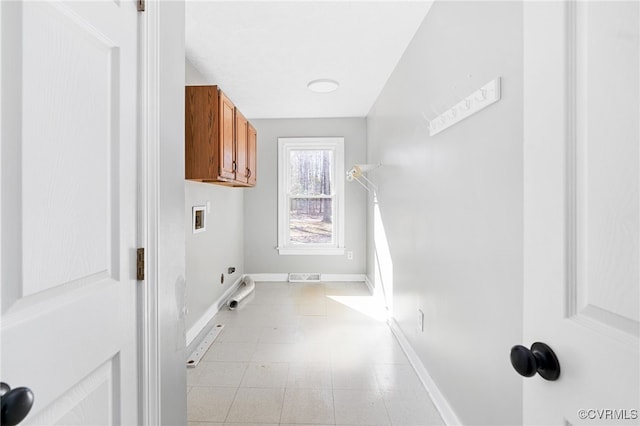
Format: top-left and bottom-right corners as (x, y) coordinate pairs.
(248, 273), (366, 283)
(364, 275), (375, 294)
(322, 273), (366, 282)
(388, 317), (462, 426)
(248, 273), (288, 282)
(185, 275), (244, 346)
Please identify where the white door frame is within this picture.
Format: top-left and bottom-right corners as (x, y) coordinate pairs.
(137, 1), (187, 424)
(138, 2), (161, 424)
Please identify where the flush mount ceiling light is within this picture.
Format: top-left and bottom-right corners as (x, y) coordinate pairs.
(307, 79), (339, 93)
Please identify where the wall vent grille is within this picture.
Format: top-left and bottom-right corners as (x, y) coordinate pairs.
(288, 273), (321, 282)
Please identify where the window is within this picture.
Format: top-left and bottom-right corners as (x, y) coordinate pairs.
(278, 137), (345, 255)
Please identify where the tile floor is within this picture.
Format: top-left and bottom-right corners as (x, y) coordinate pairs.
(187, 281), (444, 426)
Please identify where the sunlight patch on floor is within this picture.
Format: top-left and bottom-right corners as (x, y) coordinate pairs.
(326, 295), (388, 322)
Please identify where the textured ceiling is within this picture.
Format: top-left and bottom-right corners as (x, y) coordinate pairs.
(185, 1), (434, 119)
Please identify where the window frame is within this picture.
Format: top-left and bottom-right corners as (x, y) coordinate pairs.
(277, 137), (345, 255)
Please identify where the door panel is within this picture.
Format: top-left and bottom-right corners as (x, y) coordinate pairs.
(22, 0), (116, 296)
(1, 1), (139, 424)
(42, 361), (115, 425)
(523, 1), (639, 425)
(573, 2), (639, 334)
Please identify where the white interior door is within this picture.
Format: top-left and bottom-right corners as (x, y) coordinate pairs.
(523, 1), (639, 425)
(1, 0), (139, 424)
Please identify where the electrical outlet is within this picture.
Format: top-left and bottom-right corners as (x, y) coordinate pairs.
(418, 309), (424, 332)
(347, 251), (353, 260)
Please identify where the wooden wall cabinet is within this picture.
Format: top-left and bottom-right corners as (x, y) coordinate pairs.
(247, 123), (257, 186)
(185, 85), (257, 187)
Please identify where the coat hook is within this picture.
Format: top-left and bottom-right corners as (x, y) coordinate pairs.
(476, 88), (487, 101)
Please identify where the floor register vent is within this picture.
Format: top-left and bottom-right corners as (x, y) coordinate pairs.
(288, 273), (321, 283)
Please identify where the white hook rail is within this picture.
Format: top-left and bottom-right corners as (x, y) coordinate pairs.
(428, 77), (501, 136)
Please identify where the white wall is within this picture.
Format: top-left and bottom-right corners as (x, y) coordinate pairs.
(157, 2), (187, 424)
(184, 59), (245, 339)
(184, 182), (244, 335)
(244, 118), (367, 276)
(366, 2), (523, 425)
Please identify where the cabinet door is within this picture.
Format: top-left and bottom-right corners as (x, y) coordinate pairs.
(219, 91), (236, 180)
(235, 109), (249, 184)
(185, 86), (217, 180)
(247, 123), (257, 186)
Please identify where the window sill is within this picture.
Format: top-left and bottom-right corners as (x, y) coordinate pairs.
(277, 247), (346, 256)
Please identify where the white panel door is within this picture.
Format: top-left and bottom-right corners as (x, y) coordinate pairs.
(523, 1), (639, 425)
(1, 0), (139, 424)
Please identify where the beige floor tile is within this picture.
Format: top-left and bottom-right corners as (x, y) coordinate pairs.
(225, 424), (279, 426)
(189, 362), (248, 387)
(287, 362), (332, 389)
(296, 317), (330, 340)
(280, 424), (334, 426)
(294, 284), (326, 299)
(187, 387), (237, 423)
(240, 362), (289, 388)
(217, 326), (263, 343)
(296, 301), (327, 316)
(295, 340), (332, 363)
(202, 342), (258, 363)
(333, 389), (391, 425)
(251, 342), (299, 362)
(280, 387), (335, 424)
(252, 287), (296, 305)
(382, 390), (444, 425)
(188, 282), (442, 426)
(331, 342), (381, 366)
(259, 325), (302, 344)
(374, 364), (424, 391)
(225, 387), (285, 423)
(369, 343), (410, 365)
(331, 363), (379, 390)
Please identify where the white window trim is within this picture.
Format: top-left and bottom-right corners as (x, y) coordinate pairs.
(277, 137), (345, 255)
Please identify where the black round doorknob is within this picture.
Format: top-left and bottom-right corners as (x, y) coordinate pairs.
(510, 342), (561, 381)
(0, 382), (10, 398)
(0, 383), (34, 426)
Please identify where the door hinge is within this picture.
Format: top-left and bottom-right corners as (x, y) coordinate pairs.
(137, 0), (145, 12)
(137, 248), (145, 280)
